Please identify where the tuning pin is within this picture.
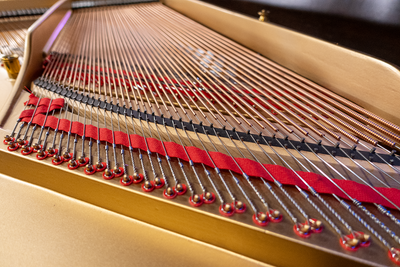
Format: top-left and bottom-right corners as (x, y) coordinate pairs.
(174, 183), (187, 195)
(340, 234), (360, 251)
(36, 149), (47, 160)
(84, 164), (96, 175)
(131, 171), (144, 184)
(114, 166), (121, 174)
(3, 135), (12, 144)
(47, 147), (57, 157)
(120, 174), (133, 186)
(268, 209), (283, 223)
(219, 203), (235, 217)
(294, 221), (312, 238)
(163, 186), (177, 199)
(142, 180), (155, 192)
(354, 232), (371, 247)
(7, 140), (18, 151)
(78, 156), (88, 167)
(67, 159), (79, 169)
(309, 218), (323, 233)
(154, 176), (165, 189)
(203, 191), (215, 204)
(32, 143), (41, 152)
(103, 168), (114, 180)
(235, 200), (246, 213)
(189, 194), (203, 207)
(52, 154), (63, 165)
(21, 144), (33, 155)
(16, 138), (25, 146)
(62, 151), (72, 162)
(95, 161), (106, 172)
(252, 212), (268, 226)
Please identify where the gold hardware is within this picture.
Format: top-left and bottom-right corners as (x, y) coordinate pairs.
(1, 54), (21, 79)
(258, 9), (269, 22)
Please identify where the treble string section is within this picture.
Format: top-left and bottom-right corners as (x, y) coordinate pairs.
(103, 13), (160, 190)
(126, 6), (302, 214)
(145, 5), (395, 242)
(107, 10), (167, 190)
(155, 1), (400, 195)
(161, 2), (400, 154)
(137, 4), (376, 239)
(127, 7), (285, 217)
(124, 6), (313, 219)
(173, 6), (400, 205)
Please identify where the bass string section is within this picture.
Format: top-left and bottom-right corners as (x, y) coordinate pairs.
(5, 2), (400, 265)
(0, 14), (40, 57)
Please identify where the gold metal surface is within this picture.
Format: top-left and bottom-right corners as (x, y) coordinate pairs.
(1, 54), (20, 79)
(0, 172), (272, 267)
(258, 9), (268, 22)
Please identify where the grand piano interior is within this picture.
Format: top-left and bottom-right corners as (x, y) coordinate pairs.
(1, 1), (400, 266)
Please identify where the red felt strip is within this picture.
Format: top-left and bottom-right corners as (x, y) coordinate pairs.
(25, 94), (64, 108)
(19, 111), (400, 209)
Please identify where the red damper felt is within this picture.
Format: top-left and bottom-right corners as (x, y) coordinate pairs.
(219, 203), (235, 217)
(36, 152), (48, 160)
(268, 209), (283, 223)
(154, 178), (165, 189)
(62, 153), (73, 162)
(293, 223), (311, 239)
(174, 184), (187, 195)
(142, 181), (155, 192)
(120, 177), (133, 186)
(132, 173), (144, 184)
(103, 171), (115, 180)
(234, 201), (246, 213)
(52, 157), (64, 165)
(389, 248), (400, 266)
(163, 189), (177, 199)
(21, 147), (33, 155)
(189, 196), (204, 207)
(113, 167), (124, 178)
(202, 192), (216, 204)
(67, 161), (79, 170)
(252, 212), (268, 226)
(95, 162), (107, 172)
